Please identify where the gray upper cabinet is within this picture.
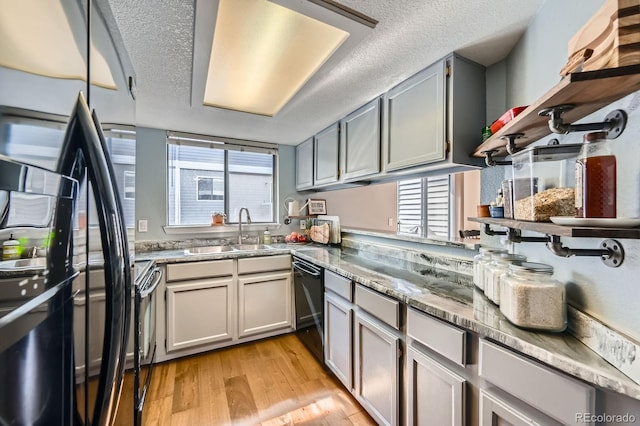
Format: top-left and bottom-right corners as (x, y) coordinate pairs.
(295, 137), (314, 191)
(384, 60), (445, 171)
(340, 98), (381, 181)
(383, 53), (485, 173)
(313, 123), (340, 186)
(293, 52), (485, 191)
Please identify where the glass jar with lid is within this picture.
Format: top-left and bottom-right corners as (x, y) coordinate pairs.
(473, 248), (508, 290)
(484, 253), (526, 305)
(500, 262), (566, 332)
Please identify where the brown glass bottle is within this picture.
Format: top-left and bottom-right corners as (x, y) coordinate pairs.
(575, 132), (616, 218)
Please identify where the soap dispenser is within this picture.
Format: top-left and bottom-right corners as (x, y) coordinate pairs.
(2, 234), (21, 260)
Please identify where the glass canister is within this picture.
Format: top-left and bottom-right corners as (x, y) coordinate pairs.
(575, 131), (617, 218)
(511, 143), (581, 221)
(500, 262), (566, 332)
(501, 180), (514, 219)
(484, 253), (526, 305)
(473, 248), (508, 290)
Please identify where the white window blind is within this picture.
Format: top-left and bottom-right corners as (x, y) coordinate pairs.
(425, 175), (450, 238)
(398, 175), (451, 238)
(398, 178), (423, 235)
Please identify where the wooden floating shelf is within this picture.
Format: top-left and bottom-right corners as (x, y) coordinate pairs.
(468, 217), (640, 239)
(473, 65), (640, 158)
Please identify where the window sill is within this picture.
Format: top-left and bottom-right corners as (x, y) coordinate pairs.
(163, 223), (282, 235)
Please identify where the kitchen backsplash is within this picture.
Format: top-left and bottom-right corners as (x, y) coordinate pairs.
(340, 233), (474, 286)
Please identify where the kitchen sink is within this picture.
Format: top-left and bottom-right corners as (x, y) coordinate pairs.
(185, 245), (234, 255)
(0, 257), (48, 270)
(232, 244), (272, 251)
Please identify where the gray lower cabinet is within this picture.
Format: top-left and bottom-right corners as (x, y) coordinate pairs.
(406, 344), (466, 426)
(340, 98), (381, 181)
(479, 389), (561, 426)
(383, 53), (485, 173)
(406, 307), (469, 425)
(354, 309), (401, 426)
(165, 276), (234, 352)
(324, 290), (354, 389)
(314, 123), (340, 186)
(238, 270), (292, 338)
(295, 137), (314, 190)
(479, 339), (595, 425)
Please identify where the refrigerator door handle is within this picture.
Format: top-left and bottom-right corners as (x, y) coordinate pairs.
(55, 93), (132, 426)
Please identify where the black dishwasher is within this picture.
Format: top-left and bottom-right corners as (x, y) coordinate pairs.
(292, 257), (324, 363)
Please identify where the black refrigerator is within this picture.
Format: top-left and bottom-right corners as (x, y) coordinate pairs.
(0, 0), (136, 424)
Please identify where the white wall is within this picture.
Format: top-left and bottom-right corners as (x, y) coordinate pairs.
(484, 0), (640, 340)
(315, 182), (398, 232)
(309, 170), (481, 235)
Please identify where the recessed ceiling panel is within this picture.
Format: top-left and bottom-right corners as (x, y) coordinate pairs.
(203, 0), (349, 116)
(0, 0), (116, 89)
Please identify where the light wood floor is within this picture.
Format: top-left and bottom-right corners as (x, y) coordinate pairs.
(114, 334), (375, 425)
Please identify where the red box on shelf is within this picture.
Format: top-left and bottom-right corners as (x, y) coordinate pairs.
(490, 106), (528, 134)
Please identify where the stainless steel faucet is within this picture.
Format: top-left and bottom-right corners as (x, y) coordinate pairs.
(237, 207), (251, 244)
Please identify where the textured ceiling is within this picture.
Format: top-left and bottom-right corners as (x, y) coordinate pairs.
(109, 0), (545, 145)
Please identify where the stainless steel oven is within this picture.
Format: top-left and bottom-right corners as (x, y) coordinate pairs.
(133, 260), (162, 426)
(293, 257), (324, 363)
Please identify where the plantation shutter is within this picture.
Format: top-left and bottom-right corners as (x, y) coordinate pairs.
(425, 175), (450, 238)
(397, 175), (451, 238)
(397, 178), (423, 235)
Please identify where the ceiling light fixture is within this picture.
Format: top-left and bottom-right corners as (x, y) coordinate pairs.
(202, 0), (350, 117)
(0, 0), (116, 89)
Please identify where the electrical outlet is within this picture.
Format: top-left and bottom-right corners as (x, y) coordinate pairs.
(138, 219), (148, 233)
(299, 219), (306, 230)
(388, 217), (394, 227)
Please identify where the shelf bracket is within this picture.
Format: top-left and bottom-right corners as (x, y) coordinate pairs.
(483, 224), (550, 243)
(501, 133), (524, 155)
(483, 224), (507, 236)
(481, 149), (512, 167)
(546, 236), (624, 267)
(507, 229), (549, 243)
(538, 104), (627, 139)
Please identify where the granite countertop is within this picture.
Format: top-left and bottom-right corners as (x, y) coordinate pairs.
(341, 227), (480, 250)
(134, 243), (640, 400)
(289, 246), (640, 401)
(135, 244), (292, 263)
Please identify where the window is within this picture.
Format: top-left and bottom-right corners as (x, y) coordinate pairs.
(196, 176), (223, 201)
(397, 175), (451, 239)
(167, 131), (277, 225)
(124, 171), (136, 200)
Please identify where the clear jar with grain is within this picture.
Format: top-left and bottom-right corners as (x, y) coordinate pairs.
(484, 253), (526, 305)
(511, 143), (582, 222)
(500, 262), (566, 332)
(473, 248), (508, 290)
